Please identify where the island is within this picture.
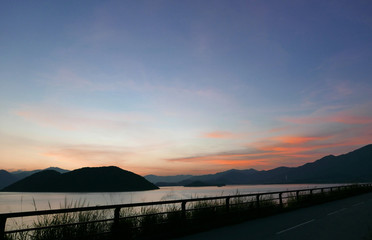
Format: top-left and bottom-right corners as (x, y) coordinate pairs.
(184, 181), (226, 187)
(1, 166), (159, 192)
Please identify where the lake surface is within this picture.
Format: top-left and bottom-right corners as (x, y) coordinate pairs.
(0, 183), (343, 214)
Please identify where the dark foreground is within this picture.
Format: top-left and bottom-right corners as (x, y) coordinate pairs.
(176, 191), (372, 240)
(2, 184), (371, 240)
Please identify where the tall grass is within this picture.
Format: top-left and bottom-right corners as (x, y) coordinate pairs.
(5, 199), (110, 240)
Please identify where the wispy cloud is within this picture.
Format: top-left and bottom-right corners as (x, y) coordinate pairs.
(44, 145), (134, 166)
(281, 103), (372, 126)
(42, 68), (232, 104)
(14, 104), (151, 131)
(42, 69), (121, 92)
(202, 131), (240, 139)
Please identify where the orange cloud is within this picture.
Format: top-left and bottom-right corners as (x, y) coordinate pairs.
(167, 148), (323, 171)
(211, 159), (271, 167)
(168, 151), (276, 163)
(252, 136), (367, 162)
(257, 145), (316, 154)
(167, 148), (314, 170)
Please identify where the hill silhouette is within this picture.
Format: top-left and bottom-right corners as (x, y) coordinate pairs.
(2, 166), (159, 192)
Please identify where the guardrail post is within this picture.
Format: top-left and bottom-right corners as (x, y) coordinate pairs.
(279, 193), (283, 208)
(114, 207), (120, 224)
(256, 194), (260, 208)
(296, 191), (300, 201)
(0, 216), (6, 240)
(226, 197), (231, 212)
(181, 201), (187, 219)
(113, 207), (121, 239)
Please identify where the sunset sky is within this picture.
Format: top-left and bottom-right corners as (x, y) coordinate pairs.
(1, 1), (372, 175)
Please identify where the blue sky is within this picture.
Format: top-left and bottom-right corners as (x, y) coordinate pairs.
(1, 1), (372, 175)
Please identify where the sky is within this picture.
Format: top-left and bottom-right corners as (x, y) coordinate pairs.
(1, 1), (372, 176)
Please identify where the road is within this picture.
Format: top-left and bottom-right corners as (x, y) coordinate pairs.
(175, 192), (372, 240)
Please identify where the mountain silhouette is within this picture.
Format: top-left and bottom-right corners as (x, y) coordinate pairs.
(152, 144), (372, 185)
(177, 169), (258, 185)
(2, 166), (159, 192)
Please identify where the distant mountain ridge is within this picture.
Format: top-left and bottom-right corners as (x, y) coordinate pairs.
(0, 167), (69, 189)
(11, 167), (69, 180)
(0, 170), (18, 189)
(2, 166), (158, 192)
(147, 144), (372, 186)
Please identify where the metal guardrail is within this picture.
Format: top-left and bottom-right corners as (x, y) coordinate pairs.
(1, 184), (371, 239)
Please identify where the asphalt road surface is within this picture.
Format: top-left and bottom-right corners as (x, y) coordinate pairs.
(176, 192), (372, 240)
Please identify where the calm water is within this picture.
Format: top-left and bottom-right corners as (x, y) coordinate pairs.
(0, 184), (342, 214)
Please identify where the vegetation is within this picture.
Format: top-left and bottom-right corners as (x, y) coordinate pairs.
(3, 184), (372, 240)
(5, 200), (109, 240)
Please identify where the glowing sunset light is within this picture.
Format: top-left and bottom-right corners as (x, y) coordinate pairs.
(1, 1), (372, 175)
